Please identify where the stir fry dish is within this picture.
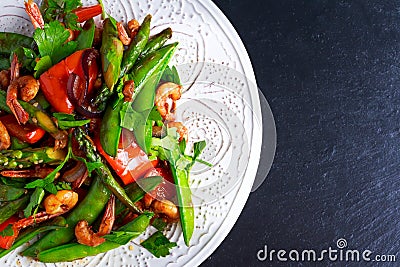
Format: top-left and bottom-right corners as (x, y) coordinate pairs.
(0, 0), (207, 262)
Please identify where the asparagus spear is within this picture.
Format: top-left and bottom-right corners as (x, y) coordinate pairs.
(100, 18), (123, 91)
(74, 128), (141, 213)
(0, 147), (65, 170)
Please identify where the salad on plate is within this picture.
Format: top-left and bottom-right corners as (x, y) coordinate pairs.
(0, 0), (208, 262)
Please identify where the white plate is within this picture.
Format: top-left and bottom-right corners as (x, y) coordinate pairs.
(0, 0), (262, 266)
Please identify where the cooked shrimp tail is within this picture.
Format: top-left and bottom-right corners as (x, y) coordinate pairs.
(24, 0), (44, 29)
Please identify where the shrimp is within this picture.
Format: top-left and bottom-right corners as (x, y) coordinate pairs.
(167, 122), (188, 141)
(43, 190), (79, 215)
(151, 199), (180, 222)
(24, 0), (44, 29)
(155, 82), (182, 121)
(75, 195), (115, 247)
(7, 76), (39, 124)
(0, 121), (10, 150)
(2, 211), (63, 249)
(0, 70), (10, 89)
(6, 54), (39, 124)
(2, 191), (79, 249)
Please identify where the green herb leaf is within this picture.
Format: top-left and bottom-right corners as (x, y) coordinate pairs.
(53, 113), (90, 129)
(152, 218), (167, 231)
(11, 47), (37, 72)
(53, 113), (75, 121)
(179, 138), (186, 154)
(104, 231), (141, 245)
(72, 155), (103, 176)
(64, 12), (80, 31)
(0, 225), (14, 237)
(25, 136), (73, 192)
(34, 55), (52, 78)
(42, 0), (82, 27)
(141, 231), (177, 258)
(148, 106), (163, 121)
(76, 18), (95, 50)
(23, 187), (45, 218)
(33, 20), (77, 69)
(193, 140), (206, 160)
(55, 181), (72, 191)
(161, 65), (181, 85)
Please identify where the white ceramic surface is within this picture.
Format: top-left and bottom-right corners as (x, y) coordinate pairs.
(0, 1), (262, 266)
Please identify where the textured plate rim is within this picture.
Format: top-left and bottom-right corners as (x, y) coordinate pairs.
(184, 1), (262, 266)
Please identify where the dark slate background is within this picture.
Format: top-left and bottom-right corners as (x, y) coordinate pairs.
(203, 0), (400, 266)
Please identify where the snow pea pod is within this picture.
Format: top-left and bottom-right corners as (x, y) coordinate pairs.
(139, 27), (172, 60)
(0, 195), (29, 225)
(99, 96), (123, 157)
(0, 32), (34, 55)
(120, 14), (151, 75)
(22, 175), (111, 257)
(37, 213), (152, 262)
(0, 218), (66, 258)
(115, 176), (163, 215)
(100, 43), (177, 156)
(128, 43), (178, 152)
(100, 18), (123, 90)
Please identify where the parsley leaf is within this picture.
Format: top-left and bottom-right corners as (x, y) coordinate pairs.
(34, 55), (52, 78)
(141, 231), (177, 258)
(64, 12), (80, 31)
(55, 181), (72, 190)
(42, 0), (82, 30)
(33, 20), (77, 71)
(23, 187), (45, 218)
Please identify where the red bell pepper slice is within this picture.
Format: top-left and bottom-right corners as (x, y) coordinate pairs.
(39, 49), (98, 113)
(96, 130), (155, 185)
(0, 114), (45, 144)
(0, 216), (18, 250)
(72, 5), (103, 23)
